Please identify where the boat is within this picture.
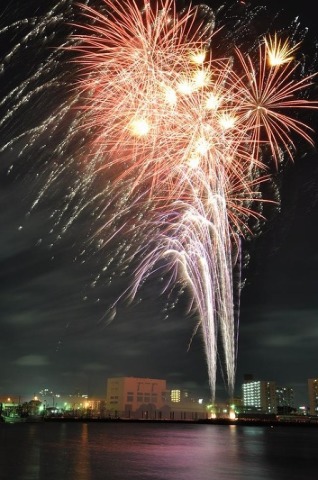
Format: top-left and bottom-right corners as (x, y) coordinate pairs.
(1, 408), (27, 423)
(1, 400), (44, 423)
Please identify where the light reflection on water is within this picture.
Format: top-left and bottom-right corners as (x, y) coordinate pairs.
(0, 422), (317, 480)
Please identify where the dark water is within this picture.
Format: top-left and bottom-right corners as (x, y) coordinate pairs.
(0, 422), (317, 480)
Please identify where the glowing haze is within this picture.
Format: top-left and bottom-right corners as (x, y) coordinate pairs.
(1, 0), (317, 401)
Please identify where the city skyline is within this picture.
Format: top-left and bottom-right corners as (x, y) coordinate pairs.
(2, 376), (318, 423)
(1, 0), (318, 407)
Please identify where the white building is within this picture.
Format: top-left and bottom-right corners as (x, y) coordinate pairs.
(242, 380), (277, 413)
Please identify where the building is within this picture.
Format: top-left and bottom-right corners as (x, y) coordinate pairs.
(168, 388), (208, 420)
(106, 376), (168, 419)
(308, 378), (318, 416)
(242, 380), (277, 414)
(276, 386), (295, 414)
(105, 377), (209, 420)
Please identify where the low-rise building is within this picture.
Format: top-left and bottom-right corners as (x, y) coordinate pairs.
(106, 376), (168, 419)
(105, 377), (208, 420)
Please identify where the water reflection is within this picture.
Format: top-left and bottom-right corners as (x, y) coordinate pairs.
(24, 425), (40, 480)
(42, 422), (93, 479)
(1, 422), (317, 480)
(0, 423), (41, 480)
(231, 426), (274, 479)
(71, 423), (91, 480)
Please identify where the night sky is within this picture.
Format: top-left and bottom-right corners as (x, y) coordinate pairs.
(1, 0), (317, 406)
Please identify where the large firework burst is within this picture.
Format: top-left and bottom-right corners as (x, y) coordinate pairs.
(1, 0), (317, 400)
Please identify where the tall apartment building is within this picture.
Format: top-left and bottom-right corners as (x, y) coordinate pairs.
(242, 380), (277, 413)
(276, 386), (295, 414)
(308, 378), (318, 416)
(106, 376), (168, 418)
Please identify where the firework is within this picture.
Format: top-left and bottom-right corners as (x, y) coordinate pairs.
(1, 0), (317, 401)
(69, 0), (317, 399)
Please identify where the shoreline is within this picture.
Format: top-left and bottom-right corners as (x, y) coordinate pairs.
(34, 417), (318, 427)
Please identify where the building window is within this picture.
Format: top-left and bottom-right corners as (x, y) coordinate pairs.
(127, 392), (134, 402)
(171, 390), (181, 403)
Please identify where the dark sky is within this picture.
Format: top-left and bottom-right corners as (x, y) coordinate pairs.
(0, 0), (318, 406)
